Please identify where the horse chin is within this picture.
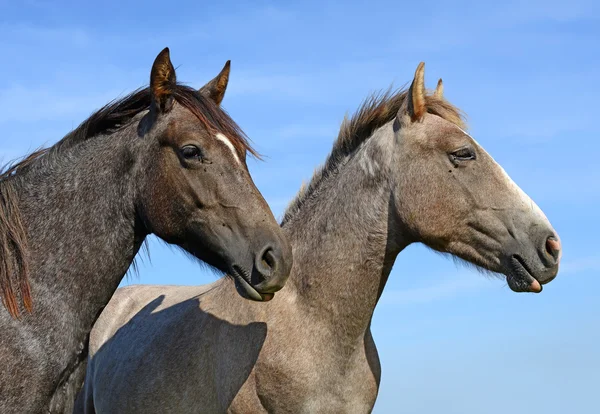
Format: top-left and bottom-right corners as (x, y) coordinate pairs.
(231, 270), (275, 302)
(506, 256), (542, 293)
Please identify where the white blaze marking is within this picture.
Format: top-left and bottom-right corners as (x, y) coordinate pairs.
(456, 127), (550, 225)
(496, 163), (550, 224)
(215, 133), (240, 164)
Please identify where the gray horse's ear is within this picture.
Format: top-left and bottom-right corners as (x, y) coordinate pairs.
(398, 62), (427, 123)
(150, 47), (177, 113)
(434, 78), (444, 99)
(408, 62), (426, 122)
(199, 60), (231, 106)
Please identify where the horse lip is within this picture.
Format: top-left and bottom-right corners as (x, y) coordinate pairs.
(231, 266), (273, 302)
(507, 255), (542, 293)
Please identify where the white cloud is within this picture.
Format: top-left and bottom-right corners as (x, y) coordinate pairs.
(378, 274), (495, 306)
(378, 255), (600, 307)
(214, 60), (394, 104)
(0, 85), (127, 123)
(560, 256), (600, 274)
(0, 23), (91, 47)
(227, 72), (318, 100)
(276, 124), (338, 140)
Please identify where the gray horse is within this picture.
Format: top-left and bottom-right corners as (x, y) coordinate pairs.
(77, 63), (561, 413)
(0, 48), (292, 413)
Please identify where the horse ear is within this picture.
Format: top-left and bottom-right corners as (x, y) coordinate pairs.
(408, 62), (426, 122)
(434, 78), (444, 99)
(199, 60), (231, 106)
(150, 47), (177, 113)
(398, 62), (427, 123)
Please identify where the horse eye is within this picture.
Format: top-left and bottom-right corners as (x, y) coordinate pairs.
(180, 145), (202, 160)
(450, 147), (476, 162)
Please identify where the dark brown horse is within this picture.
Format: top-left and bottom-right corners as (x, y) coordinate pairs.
(0, 48), (292, 413)
(77, 63), (561, 413)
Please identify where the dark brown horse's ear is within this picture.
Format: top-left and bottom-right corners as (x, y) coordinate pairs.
(434, 78), (444, 99)
(199, 60), (231, 106)
(407, 62), (426, 122)
(150, 47), (177, 113)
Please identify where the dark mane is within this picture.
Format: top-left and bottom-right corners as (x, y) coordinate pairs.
(1, 84), (256, 181)
(282, 87), (465, 225)
(0, 84), (256, 317)
(0, 180), (30, 317)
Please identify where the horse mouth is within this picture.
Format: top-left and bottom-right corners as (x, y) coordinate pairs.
(231, 265), (274, 302)
(506, 255), (542, 293)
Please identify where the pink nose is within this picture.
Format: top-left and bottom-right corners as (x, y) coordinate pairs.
(545, 236), (561, 263)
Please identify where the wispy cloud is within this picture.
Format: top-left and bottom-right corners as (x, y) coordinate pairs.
(0, 85), (125, 123)
(483, 0), (598, 24)
(379, 255), (599, 307)
(275, 124), (338, 140)
(218, 59), (397, 105)
(560, 256), (600, 274)
(379, 273), (495, 306)
(227, 72), (319, 100)
(0, 23), (91, 47)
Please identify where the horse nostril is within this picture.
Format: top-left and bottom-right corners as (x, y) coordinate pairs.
(262, 249), (276, 271)
(256, 246), (278, 278)
(545, 236), (561, 262)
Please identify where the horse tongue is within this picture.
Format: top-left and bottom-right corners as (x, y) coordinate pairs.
(529, 279), (542, 293)
(506, 273), (542, 293)
(260, 293), (274, 302)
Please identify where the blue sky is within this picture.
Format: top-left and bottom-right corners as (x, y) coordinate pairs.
(1, 1), (598, 412)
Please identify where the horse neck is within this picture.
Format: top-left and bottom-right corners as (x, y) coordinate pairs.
(13, 127), (145, 338)
(282, 126), (407, 340)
